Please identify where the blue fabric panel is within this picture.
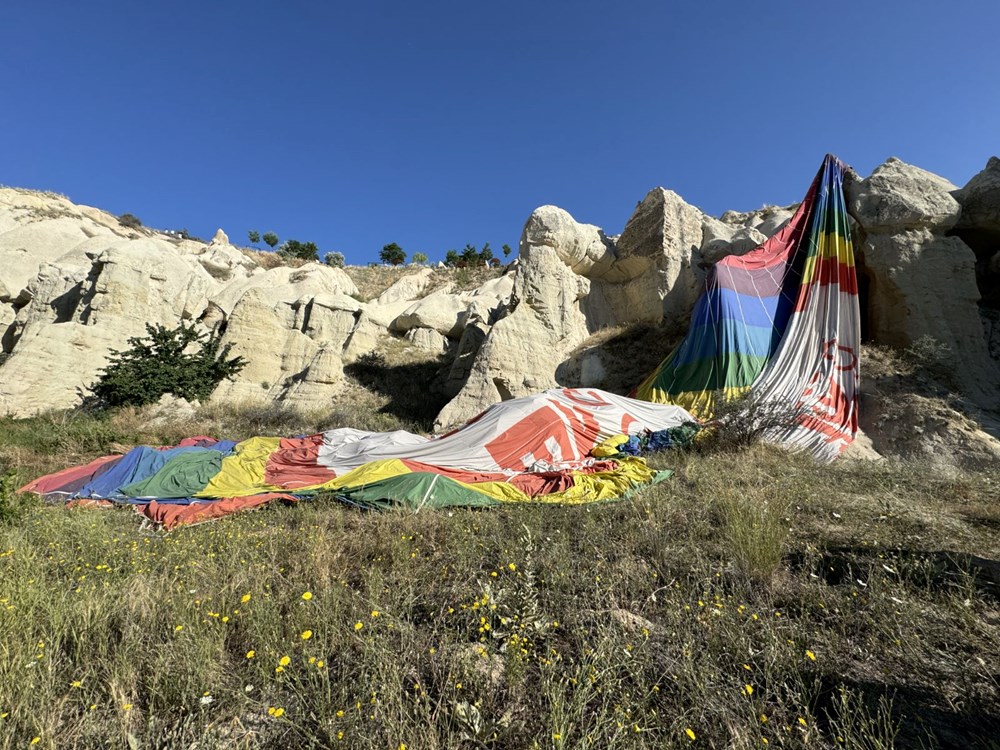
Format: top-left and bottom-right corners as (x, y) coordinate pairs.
(672, 321), (781, 367)
(77, 446), (211, 499)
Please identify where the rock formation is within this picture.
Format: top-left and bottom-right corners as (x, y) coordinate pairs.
(0, 187), (515, 416)
(846, 157), (1000, 408)
(2, 155), (998, 469)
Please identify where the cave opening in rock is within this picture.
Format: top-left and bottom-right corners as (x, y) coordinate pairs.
(853, 246), (874, 343)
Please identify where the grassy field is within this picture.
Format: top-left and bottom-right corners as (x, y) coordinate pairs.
(1, 407), (999, 749)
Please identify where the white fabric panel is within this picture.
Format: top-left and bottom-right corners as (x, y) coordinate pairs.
(316, 388), (695, 474)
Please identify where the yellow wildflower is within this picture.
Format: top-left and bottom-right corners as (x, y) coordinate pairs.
(805, 649), (816, 661)
(279, 655), (290, 666)
(246, 650), (255, 659)
(241, 593), (251, 603)
(301, 591), (313, 601)
(354, 622), (364, 631)
(301, 630), (313, 640)
(685, 727), (696, 740)
(744, 684), (754, 695)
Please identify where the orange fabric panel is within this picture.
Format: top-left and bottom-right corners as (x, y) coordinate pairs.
(19, 455), (120, 494)
(264, 435), (335, 489)
(136, 494), (298, 530)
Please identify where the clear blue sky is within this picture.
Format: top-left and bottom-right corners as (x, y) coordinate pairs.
(3, 1), (997, 264)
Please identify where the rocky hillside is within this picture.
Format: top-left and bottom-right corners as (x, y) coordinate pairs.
(2, 156), (998, 467)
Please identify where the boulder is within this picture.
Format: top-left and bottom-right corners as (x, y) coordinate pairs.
(719, 204), (797, 237)
(209, 264), (358, 317)
(0, 238), (217, 416)
(341, 312), (385, 362)
(861, 392), (1000, 471)
(0, 218), (99, 304)
(861, 230), (996, 400)
(849, 157), (961, 232)
(700, 217), (768, 264)
(147, 393), (199, 425)
(405, 326), (450, 354)
(373, 267), (435, 305)
(954, 156), (1000, 235)
(602, 188), (707, 323)
(518, 206), (616, 279)
(211, 287), (319, 402)
(210, 271), (368, 404)
(434, 229), (592, 429)
(847, 157), (999, 409)
(392, 289), (469, 338)
(436, 189), (714, 428)
(280, 347), (345, 409)
(462, 273), (516, 322)
(441, 319), (489, 398)
(0, 188), (131, 308)
(951, 156), (1000, 311)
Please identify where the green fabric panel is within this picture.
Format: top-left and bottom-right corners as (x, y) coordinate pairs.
(121, 451), (224, 498)
(334, 472), (500, 510)
(656, 352), (771, 396)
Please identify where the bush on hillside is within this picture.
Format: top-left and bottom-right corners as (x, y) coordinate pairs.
(88, 323), (246, 409)
(325, 251), (346, 268)
(696, 390), (808, 454)
(118, 213), (142, 229)
(379, 243), (406, 266)
(278, 239), (320, 262)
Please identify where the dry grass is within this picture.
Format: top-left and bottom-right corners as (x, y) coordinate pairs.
(225, 256), (509, 303)
(1, 408), (999, 748)
(557, 323), (685, 395)
(348, 264), (507, 302)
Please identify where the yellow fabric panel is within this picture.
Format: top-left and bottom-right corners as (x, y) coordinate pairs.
(196, 437), (282, 498)
(640, 385), (747, 420)
(801, 232), (854, 284)
(535, 457), (659, 505)
(295, 459), (412, 493)
(455, 480), (531, 503)
(591, 433), (628, 457)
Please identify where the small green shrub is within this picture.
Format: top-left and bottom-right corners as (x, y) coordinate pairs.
(278, 239), (320, 262)
(88, 323), (245, 409)
(379, 243), (406, 266)
(118, 213), (142, 229)
(324, 251), (345, 268)
(697, 390), (807, 454)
